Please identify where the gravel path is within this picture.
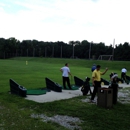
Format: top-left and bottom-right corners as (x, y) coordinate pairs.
(31, 114), (83, 130)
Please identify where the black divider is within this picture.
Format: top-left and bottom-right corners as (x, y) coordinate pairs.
(101, 78), (109, 85)
(74, 76), (84, 87)
(9, 79), (27, 97)
(45, 78), (62, 92)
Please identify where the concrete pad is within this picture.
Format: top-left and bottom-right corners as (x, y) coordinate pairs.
(25, 88), (83, 103)
(25, 83), (130, 103)
(102, 83), (130, 88)
(118, 83), (130, 88)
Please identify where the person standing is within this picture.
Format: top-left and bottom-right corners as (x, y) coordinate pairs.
(121, 67), (128, 84)
(90, 65), (108, 103)
(60, 63), (72, 89)
(91, 64), (96, 72)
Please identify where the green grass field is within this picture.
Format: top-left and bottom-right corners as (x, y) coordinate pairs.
(0, 57), (130, 130)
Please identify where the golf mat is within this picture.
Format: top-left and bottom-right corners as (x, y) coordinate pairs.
(27, 88), (50, 95)
(62, 85), (79, 90)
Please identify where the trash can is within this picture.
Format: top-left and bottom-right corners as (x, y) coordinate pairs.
(109, 83), (118, 104)
(97, 88), (113, 108)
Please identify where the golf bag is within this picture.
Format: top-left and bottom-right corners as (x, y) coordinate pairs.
(126, 75), (130, 84)
(110, 72), (123, 83)
(81, 77), (92, 96)
(109, 73), (118, 104)
(121, 73), (129, 84)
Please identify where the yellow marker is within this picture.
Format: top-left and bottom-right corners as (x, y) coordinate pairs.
(101, 82), (104, 85)
(26, 61), (28, 65)
(118, 81), (121, 84)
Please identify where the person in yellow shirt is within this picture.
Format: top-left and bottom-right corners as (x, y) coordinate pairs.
(90, 65), (108, 103)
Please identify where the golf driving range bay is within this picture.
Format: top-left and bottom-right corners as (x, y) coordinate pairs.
(0, 57), (130, 130)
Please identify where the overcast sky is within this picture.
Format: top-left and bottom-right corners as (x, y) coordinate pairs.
(0, 0), (130, 45)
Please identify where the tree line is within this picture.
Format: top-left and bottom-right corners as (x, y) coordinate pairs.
(0, 37), (130, 61)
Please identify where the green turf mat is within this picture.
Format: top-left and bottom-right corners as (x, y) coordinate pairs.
(27, 89), (47, 95)
(90, 83), (93, 86)
(62, 85), (79, 90)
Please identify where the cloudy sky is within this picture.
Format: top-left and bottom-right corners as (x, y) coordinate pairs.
(0, 0), (130, 45)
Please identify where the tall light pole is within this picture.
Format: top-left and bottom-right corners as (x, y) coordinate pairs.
(60, 45), (62, 58)
(89, 41), (92, 60)
(27, 49), (28, 57)
(52, 46), (54, 57)
(45, 47), (47, 57)
(112, 39), (115, 61)
(39, 48), (41, 57)
(33, 48), (35, 57)
(72, 44), (75, 59)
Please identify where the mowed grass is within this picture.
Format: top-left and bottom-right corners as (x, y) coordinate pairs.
(0, 57), (130, 130)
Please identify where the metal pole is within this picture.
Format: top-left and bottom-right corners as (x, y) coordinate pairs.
(89, 42), (92, 60)
(60, 45), (62, 58)
(45, 47), (46, 57)
(39, 48), (41, 57)
(27, 49), (28, 57)
(52, 46), (54, 57)
(73, 44), (74, 59)
(33, 48), (35, 57)
(112, 39), (115, 61)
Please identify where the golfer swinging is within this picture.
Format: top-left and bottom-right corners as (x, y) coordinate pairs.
(90, 65), (108, 103)
(60, 63), (72, 90)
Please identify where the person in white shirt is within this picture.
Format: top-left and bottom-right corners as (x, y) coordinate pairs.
(60, 63), (72, 89)
(121, 68), (127, 83)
